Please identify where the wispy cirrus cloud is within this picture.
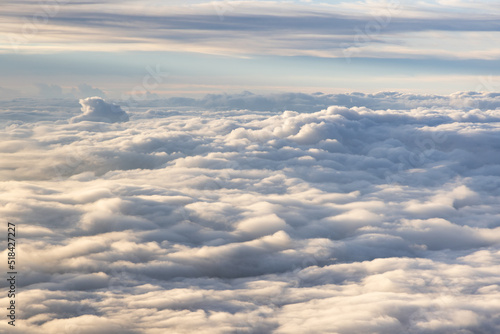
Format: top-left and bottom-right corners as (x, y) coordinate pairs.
(1, 0), (500, 97)
(1, 0), (500, 60)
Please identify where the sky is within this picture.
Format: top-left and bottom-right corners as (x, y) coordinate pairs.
(1, 92), (500, 333)
(1, 0), (500, 98)
(2, 1), (500, 333)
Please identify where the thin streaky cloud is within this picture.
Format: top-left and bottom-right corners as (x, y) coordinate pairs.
(1, 1), (500, 60)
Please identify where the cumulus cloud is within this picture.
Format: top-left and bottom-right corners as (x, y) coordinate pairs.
(1, 91), (500, 333)
(131, 90), (500, 113)
(71, 97), (129, 123)
(34, 84), (107, 99)
(72, 84), (106, 99)
(36, 83), (64, 98)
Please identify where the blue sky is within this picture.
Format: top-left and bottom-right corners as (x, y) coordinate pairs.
(1, 0), (500, 98)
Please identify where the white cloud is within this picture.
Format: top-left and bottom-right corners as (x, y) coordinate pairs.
(73, 84), (106, 99)
(1, 91), (500, 333)
(1, 1), (500, 60)
(72, 97), (129, 123)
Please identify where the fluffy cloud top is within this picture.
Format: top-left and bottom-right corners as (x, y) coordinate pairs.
(140, 90), (500, 112)
(0, 92), (500, 333)
(72, 97), (129, 123)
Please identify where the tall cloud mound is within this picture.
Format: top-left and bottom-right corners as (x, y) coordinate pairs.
(71, 97), (129, 123)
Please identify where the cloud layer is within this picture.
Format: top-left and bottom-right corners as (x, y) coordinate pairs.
(1, 92), (500, 333)
(2, 0), (500, 60)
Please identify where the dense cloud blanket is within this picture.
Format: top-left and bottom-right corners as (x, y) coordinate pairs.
(1, 93), (500, 333)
